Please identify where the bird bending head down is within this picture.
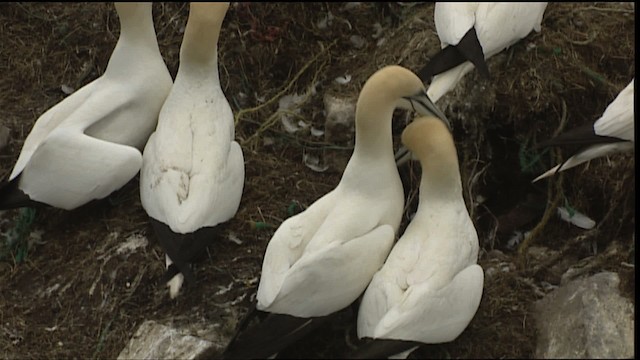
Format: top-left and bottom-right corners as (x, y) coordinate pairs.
(223, 65), (444, 359)
(352, 116), (482, 358)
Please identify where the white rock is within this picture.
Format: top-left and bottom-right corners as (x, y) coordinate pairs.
(117, 320), (217, 360)
(323, 94), (356, 144)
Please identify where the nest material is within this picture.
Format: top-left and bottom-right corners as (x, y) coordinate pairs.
(0, 2), (634, 358)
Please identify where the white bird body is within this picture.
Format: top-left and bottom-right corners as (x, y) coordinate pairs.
(426, 2), (548, 102)
(357, 116), (483, 353)
(256, 66), (452, 318)
(224, 66), (448, 359)
(533, 79), (634, 181)
(256, 71), (411, 317)
(256, 178), (401, 317)
(140, 2), (243, 298)
(3, 2), (172, 210)
(396, 2), (547, 167)
(140, 59), (243, 233)
(592, 81), (634, 142)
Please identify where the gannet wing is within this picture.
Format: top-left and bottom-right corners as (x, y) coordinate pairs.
(18, 128), (142, 210)
(259, 224), (395, 318)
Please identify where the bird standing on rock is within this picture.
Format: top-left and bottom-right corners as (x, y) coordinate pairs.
(351, 116), (483, 359)
(0, 2), (172, 211)
(222, 65), (448, 359)
(533, 79), (634, 182)
(139, 2), (244, 299)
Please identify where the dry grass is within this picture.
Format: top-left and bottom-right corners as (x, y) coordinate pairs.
(0, 2), (634, 359)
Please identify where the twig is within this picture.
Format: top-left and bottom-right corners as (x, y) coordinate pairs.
(516, 100), (568, 268)
(552, 99), (569, 138)
(156, 2), (188, 39)
(240, 44), (333, 146)
(516, 168), (563, 269)
(92, 315), (115, 360)
(234, 39), (338, 128)
(241, 65), (323, 146)
(577, 5), (634, 14)
(580, 66), (618, 91)
(560, 31), (598, 46)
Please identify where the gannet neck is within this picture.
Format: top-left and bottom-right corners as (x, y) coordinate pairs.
(402, 116), (462, 200)
(106, 3), (164, 77)
(352, 66), (427, 159)
(352, 104), (395, 160)
(178, 2), (229, 73)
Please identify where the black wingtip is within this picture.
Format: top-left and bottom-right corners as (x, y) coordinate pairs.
(535, 123), (625, 149)
(417, 45), (468, 83)
(0, 175), (46, 210)
(417, 27), (490, 83)
(222, 308), (333, 359)
(346, 338), (421, 359)
(149, 218), (224, 286)
(455, 27), (490, 80)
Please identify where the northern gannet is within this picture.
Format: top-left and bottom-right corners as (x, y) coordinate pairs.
(396, 2), (548, 166)
(353, 115), (484, 359)
(533, 79), (634, 182)
(140, 2), (244, 299)
(222, 65), (447, 359)
(0, 2), (172, 210)
(420, 2), (548, 102)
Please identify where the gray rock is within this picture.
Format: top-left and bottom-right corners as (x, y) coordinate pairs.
(118, 320), (219, 360)
(323, 93), (355, 144)
(534, 271), (634, 359)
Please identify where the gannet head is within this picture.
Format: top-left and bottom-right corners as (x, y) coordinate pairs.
(357, 65), (451, 129)
(402, 115), (461, 189)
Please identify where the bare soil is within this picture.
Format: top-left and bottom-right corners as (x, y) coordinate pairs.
(0, 3), (634, 359)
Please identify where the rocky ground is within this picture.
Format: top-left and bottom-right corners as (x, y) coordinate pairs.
(0, 2), (635, 359)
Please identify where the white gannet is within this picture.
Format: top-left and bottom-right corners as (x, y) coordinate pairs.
(533, 79), (634, 182)
(396, 2), (548, 166)
(139, 2), (244, 299)
(420, 2), (548, 102)
(222, 65), (448, 359)
(0, 2), (172, 210)
(353, 115), (484, 359)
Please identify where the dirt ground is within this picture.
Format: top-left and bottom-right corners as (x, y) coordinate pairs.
(0, 2), (635, 359)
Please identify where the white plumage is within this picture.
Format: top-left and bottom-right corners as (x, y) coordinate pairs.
(357, 116), (483, 357)
(533, 79), (634, 182)
(395, 2), (548, 167)
(139, 2), (243, 299)
(257, 66), (415, 317)
(223, 66), (447, 359)
(1, 3), (172, 210)
(426, 2), (548, 102)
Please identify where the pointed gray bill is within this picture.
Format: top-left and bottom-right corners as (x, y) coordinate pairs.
(403, 90), (451, 130)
